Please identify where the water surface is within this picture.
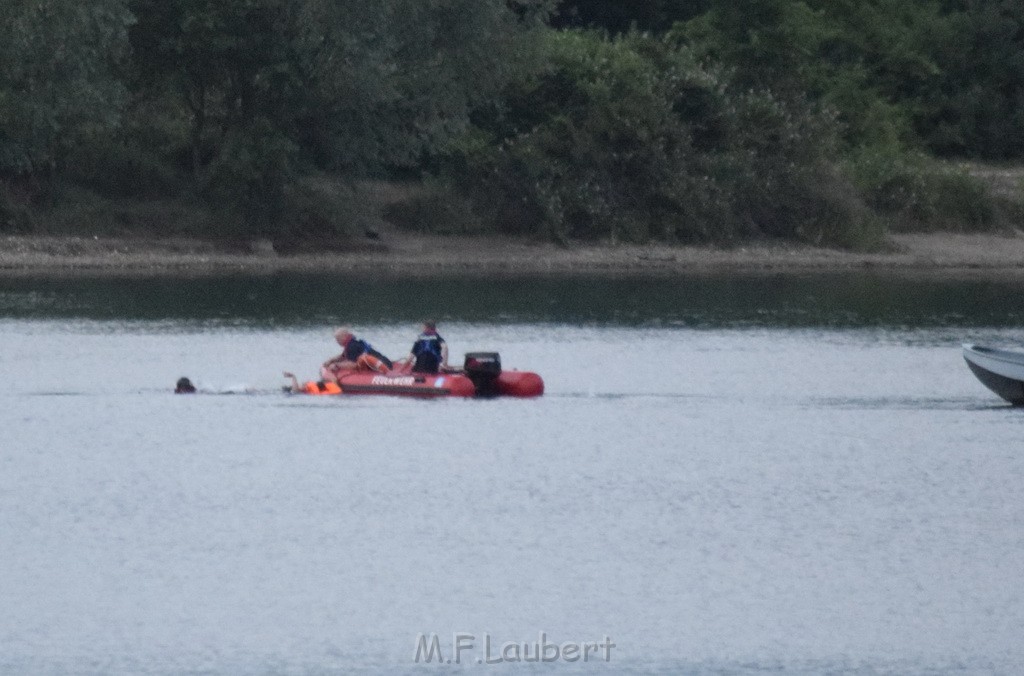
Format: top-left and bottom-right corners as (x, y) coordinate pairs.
(1, 274), (1022, 674)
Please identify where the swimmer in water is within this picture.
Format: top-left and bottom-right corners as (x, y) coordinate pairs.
(175, 377), (197, 394)
(283, 372), (302, 393)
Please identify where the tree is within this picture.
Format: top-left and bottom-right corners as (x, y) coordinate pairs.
(129, 0), (304, 179)
(442, 31), (868, 245)
(0, 0), (132, 175)
(127, 0), (553, 230)
(290, 0), (554, 174)
(129, 0), (554, 177)
(676, 0), (835, 95)
(550, 0), (708, 34)
(919, 0), (1024, 157)
(677, 0), (950, 151)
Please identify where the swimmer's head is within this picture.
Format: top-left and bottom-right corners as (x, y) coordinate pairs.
(175, 377), (196, 394)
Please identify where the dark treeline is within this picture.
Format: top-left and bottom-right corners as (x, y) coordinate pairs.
(1, 0), (1023, 247)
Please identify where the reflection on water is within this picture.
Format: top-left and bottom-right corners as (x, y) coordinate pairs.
(2, 272), (1024, 327)
(1, 277), (1023, 675)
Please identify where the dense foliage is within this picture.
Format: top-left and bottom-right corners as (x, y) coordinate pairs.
(0, 0), (132, 174)
(550, 0), (708, 33)
(438, 31), (874, 246)
(1, 0), (1023, 244)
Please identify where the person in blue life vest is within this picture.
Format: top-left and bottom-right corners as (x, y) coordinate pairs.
(321, 327), (393, 381)
(402, 321), (449, 374)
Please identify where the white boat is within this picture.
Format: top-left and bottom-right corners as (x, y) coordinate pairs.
(963, 344), (1024, 405)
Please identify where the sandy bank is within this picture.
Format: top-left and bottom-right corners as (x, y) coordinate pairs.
(2, 231), (1024, 278)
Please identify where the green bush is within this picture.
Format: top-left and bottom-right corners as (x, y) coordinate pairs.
(200, 119), (299, 238)
(441, 31), (738, 243)
(721, 89), (883, 246)
(63, 138), (183, 199)
(382, 185), (485, 235)
(927, 171), (994, 231)
(847, 150), (996, 232)
(0, 181), (34, 232)
(272, 178), (370, 247)
(441, 30), (881, 248)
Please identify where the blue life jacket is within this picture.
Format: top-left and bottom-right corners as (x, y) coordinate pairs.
(411, 332), (444, 373)
(344, 337), (393, 369)
(344, 338), (371, 361)
(412, 332), (444, 360)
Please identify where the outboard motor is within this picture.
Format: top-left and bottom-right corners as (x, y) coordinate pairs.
(464, 352), (502, 396)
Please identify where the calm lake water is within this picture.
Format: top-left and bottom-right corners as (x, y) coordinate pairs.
(1, 273), (1023, 675)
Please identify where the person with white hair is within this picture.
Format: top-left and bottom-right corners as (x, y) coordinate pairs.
(321, 327), (393, 381)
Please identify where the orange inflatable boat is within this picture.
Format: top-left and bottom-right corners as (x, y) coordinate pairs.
(300, 352), (543, 398)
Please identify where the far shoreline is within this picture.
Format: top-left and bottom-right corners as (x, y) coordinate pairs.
(2, 231), (1024, 279)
